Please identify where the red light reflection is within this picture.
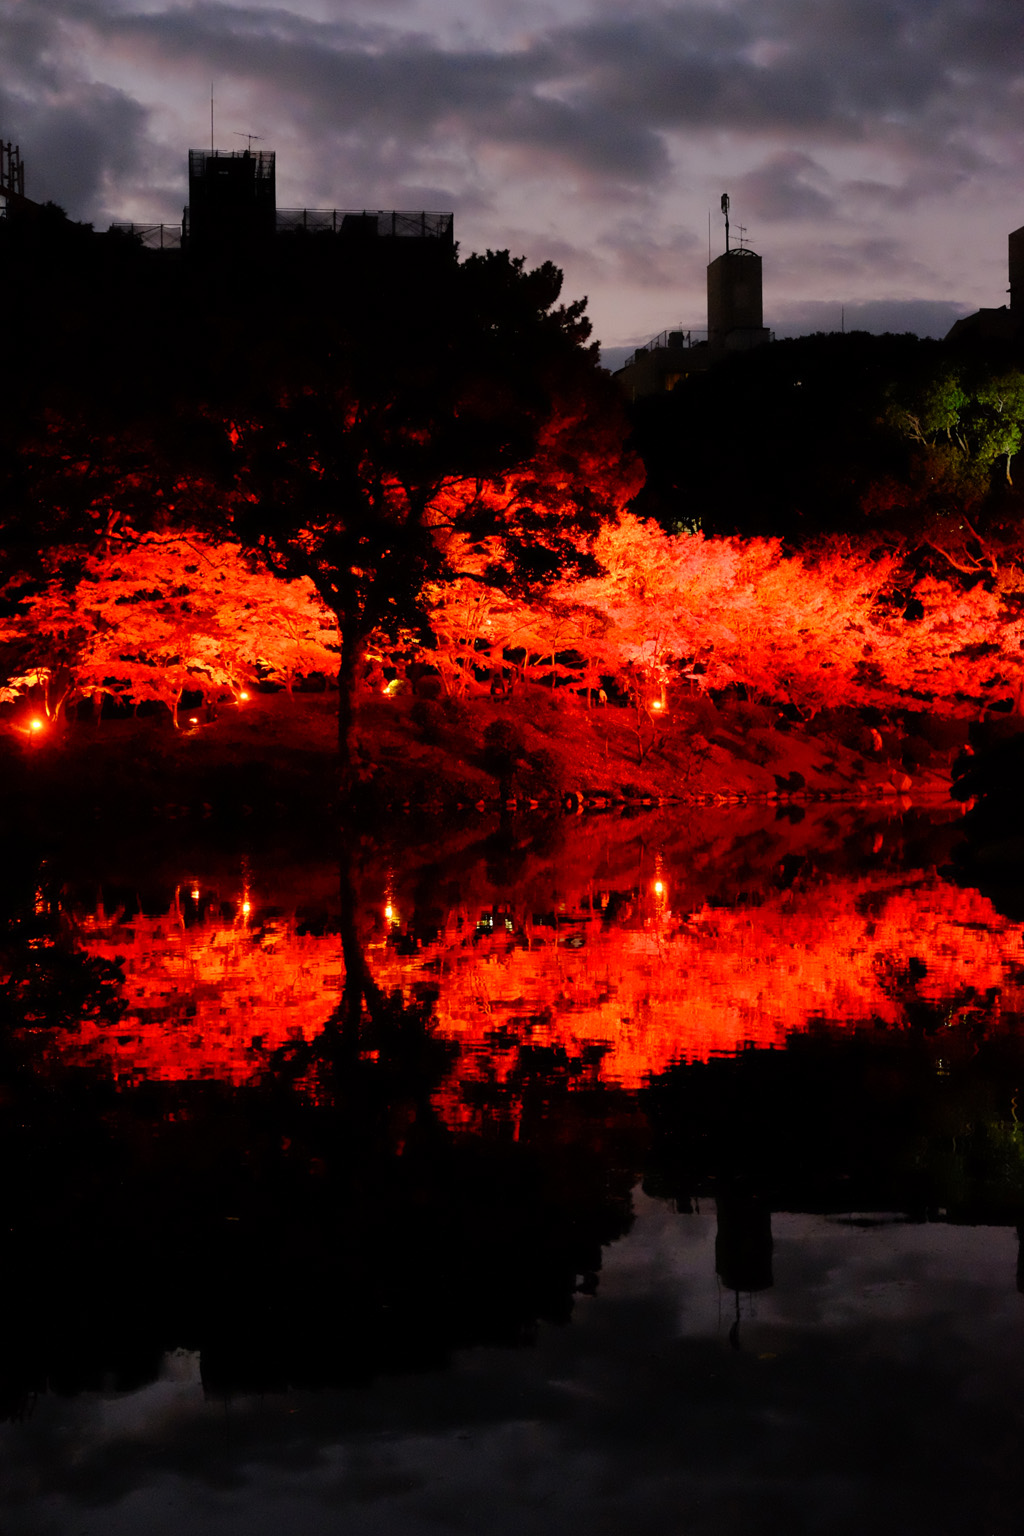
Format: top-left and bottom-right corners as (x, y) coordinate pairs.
(53, 873), (1024, 1104)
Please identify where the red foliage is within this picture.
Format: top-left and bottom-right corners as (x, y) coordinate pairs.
(4, 507), (1024, 722)
(41, 871), (1024, 1117)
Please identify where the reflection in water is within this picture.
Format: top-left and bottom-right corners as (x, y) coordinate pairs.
(4, 807), (1024, 1532)
(57, 865), (1024, 1101)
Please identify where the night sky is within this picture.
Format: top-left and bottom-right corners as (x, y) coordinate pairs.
(2, 0), (1022, 360)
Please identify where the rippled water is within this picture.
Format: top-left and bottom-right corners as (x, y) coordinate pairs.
(3, 802), (1024, 1534)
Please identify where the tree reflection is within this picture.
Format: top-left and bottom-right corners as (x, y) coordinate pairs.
(0, 839), (643, 1415)
(6, 815), (1024, 1415)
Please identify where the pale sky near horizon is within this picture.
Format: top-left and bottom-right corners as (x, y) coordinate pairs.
(2, 0), (1022, 360)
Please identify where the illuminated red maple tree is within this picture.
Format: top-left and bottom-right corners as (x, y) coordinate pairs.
(0, 531), (336, 723)
(215, 250), (640, 781)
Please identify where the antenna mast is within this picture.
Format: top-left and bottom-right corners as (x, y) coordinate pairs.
(210, 84), (214, 152)
(721, 192), (730, 254)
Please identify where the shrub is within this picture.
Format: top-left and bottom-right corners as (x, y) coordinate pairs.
(440, 693), (469, 728)
(522, 748), (562, 798)
(482, 719), (527, 789)
(410, 698), (446, 742)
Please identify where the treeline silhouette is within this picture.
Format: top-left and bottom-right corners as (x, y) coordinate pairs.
(630, 328), (1024, 545)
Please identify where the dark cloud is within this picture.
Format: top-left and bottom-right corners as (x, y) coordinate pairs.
(772, 296), (972, 339)
(0, 0), (1020, 334)
(6, 0), (1018, 203)
(0, 83), (150, 218)
(600, 342), (640, 371)
(733, 153), (836, 222)
(599, 222), (703, 290)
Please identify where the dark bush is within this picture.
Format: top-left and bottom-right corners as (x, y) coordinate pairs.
(412, 674), (443, 700)
(410, 699), (446, 742)
(440, 693), (469, 727)
(522, 748), (562, 798)
(482, 719), (527, 791)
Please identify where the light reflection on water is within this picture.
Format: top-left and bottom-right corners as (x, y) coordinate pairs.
(6, 805), (1024, 1533)
(59, 863), (1024, 1096)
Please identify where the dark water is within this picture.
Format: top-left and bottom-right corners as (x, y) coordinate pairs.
(3, 801), (1024, 1534)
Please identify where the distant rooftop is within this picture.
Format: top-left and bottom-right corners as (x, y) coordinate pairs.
(620, 328), (707, 372)
(110, 208), (454, 251)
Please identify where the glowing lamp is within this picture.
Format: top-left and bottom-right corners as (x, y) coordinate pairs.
(654, 880), (665, 896)
(188, 716), (199, 725)
(242, 900), (251, 916)
(239, 691), (250, 702)
(191, 887), (200, 902)
(385, 904), (394, 921)
(28, 717), (44, 733)
(651, 699), (664, 711)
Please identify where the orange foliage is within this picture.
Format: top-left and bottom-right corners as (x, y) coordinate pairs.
(422, 514), (1024, 715)
(5, 507), (1024, 719)
(45, 872), (1024, 1125)
(0, 532), (336, 717)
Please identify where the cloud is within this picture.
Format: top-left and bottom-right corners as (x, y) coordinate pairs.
(772, 296), (973, 340)
(10, 0), (1019, 205)
(733, 153), (835, 222)
(0, 0), (1021, 338)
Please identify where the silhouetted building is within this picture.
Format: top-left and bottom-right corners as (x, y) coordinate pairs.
(615, 196), (771, 399)
(184, 147), (277, 253)
(614, 328), (709, 400)
(947, 222), (1024, 345)
(707, 246), (770, 354)
(108, 144), (454, 258)
(1009, 225), (1024, 313)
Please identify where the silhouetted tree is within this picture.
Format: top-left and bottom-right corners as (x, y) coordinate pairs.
(216, 248), (639, 785)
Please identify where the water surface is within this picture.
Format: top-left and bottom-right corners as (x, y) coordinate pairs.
(3, 801), (1023, 1533)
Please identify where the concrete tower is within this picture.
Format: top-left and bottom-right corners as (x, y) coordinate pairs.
(184, 148), (276, 253)
(706, 193), (771, 354)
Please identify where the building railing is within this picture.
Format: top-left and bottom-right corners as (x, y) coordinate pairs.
(109, 222), (183, 250)
(275, 208), (453, 240)
(622, 329), (707, 370)
(109, 209), (454, 249)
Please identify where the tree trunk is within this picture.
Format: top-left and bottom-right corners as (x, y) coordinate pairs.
(336, 627), (362, 798)
(336, 828), (382, 1048)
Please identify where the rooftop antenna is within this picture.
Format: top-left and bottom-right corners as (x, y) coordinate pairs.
(233, 132), (262, 152)
(737, 224), (748, 251)
(721, 192), (730, 254)
(210, 84), (214, 153)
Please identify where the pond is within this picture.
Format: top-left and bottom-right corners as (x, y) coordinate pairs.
(3, 800), (1024, 1534)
